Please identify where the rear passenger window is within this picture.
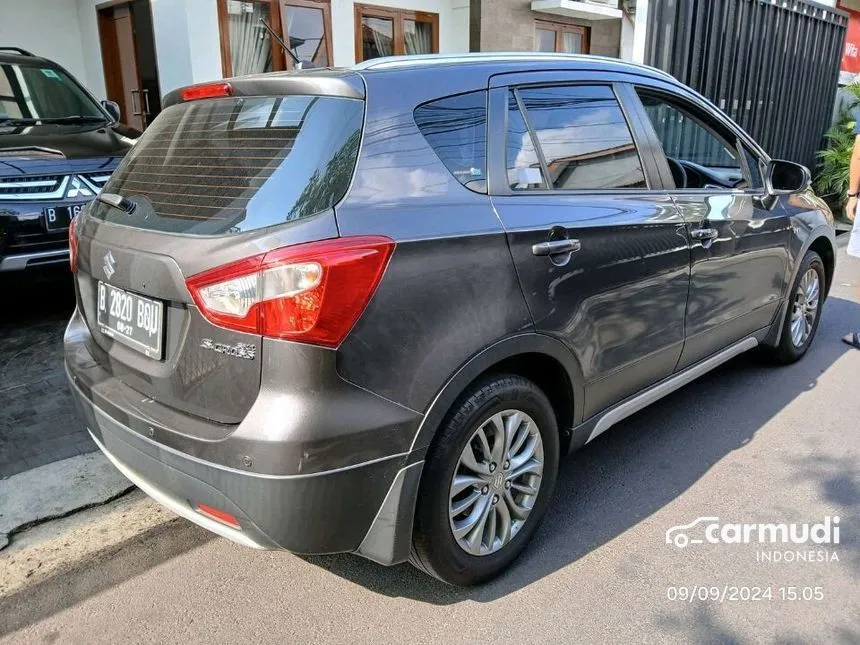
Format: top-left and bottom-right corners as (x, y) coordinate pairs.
(414, 91), (487, 193)
(506, 85), (647, 191)
(506, 91), (546, 190)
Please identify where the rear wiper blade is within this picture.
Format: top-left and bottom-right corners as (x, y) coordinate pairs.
(96, 192), (137, 214)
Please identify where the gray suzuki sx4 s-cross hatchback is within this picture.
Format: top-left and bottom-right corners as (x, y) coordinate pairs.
(65, 54), (836, 586)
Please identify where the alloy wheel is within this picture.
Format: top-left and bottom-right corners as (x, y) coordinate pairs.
(448, 409), (544, 556)
(790, 268), (820, 347)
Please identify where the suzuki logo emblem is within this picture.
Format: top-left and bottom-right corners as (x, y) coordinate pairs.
(103, 250), (116, 280)
(66, 176), (94, 199)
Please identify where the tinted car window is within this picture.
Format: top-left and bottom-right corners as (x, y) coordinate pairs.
(91, 95), (363, 235)
(0, 63), (103, 120)
(515, 85), (646, 190)
(506, 91), (546, 190)
(414, 91), (487, 193)
(639, 94), (740, 170)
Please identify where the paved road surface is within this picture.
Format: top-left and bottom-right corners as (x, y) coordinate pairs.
(0, 271), (84, 477)
(2, 245), (859, 644)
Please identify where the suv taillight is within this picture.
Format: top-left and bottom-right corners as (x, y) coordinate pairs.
(69, 216), (79, 272)
(186, 236), (394, 348)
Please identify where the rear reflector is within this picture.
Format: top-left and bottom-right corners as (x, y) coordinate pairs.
(180, 82), (233, 102)
(69, 215), (78, 272)
(195, 503), (241, 529)
(186, 236), (395, 348)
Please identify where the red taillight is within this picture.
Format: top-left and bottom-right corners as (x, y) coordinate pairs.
(69, 216), (78, 272)
(180, 82), (233, 102)
(186, 236), (395, 347)
(195, 503), (241, 529)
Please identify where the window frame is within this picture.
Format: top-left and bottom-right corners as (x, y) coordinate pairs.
(353, 2), (440, 62)
(279, 0), (334, 71)
(489, 81), (656, 197)
(216, 0), (285, 78)
(534, 20), (590, 54)
(631, 85), (770, 194)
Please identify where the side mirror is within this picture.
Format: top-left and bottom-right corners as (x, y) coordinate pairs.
(101, 100), (121, 123)
(765, 159), (810, 195)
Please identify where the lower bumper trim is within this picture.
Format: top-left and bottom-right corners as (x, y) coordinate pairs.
(0, 248), (69, 271)
(89, 429), (267, 550)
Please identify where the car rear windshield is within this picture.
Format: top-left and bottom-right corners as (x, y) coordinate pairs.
(89, 95), (364, 235)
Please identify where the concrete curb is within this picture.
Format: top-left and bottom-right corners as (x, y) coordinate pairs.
(0, 490), (180, 602)
(0, 452), (134, 550)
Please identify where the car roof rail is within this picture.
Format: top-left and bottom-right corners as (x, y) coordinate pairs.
(0, 47), (35, 56)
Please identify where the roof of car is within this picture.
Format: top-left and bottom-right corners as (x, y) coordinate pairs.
(353, 52), (676, 81)
(0, 48), (54, 65)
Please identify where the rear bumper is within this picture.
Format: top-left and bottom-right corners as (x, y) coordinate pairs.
(69, 364), (421, 556)
(64, 307), (426, 560)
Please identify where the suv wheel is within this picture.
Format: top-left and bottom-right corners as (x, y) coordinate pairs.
(764, 250), (826, 364)
(410, 374), (559, 585)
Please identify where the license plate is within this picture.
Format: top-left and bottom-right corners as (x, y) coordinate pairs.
(97, 282), (164, 359)
(44, 204), (86, 231)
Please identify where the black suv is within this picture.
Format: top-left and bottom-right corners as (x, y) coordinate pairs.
(0, 48), (137, 273)
(65, 54), (836, 586)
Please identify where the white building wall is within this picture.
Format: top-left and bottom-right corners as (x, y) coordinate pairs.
(4, 0), (469, 103)
(0, 0), (89, 85)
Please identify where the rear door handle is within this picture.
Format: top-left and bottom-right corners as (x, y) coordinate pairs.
(690, 227), (718, 241)
(532, 239), (581, 256)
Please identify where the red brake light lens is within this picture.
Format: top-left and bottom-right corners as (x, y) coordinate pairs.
(69, 216), (79, 272)
(180, 82), (233, 102)
(186, 236), (395, 347)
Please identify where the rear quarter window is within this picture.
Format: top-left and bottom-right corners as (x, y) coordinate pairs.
(91, 95), (363, 235)
(414, 91), (487, 194)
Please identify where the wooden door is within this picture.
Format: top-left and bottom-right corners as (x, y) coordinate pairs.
(98, 4), (145, 130)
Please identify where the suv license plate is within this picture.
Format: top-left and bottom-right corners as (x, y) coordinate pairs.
(96, 282), (164, 359)
(43, 204), (85, 231)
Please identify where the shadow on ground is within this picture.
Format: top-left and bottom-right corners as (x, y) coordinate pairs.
(301, 296), (860, 605)
(0, 270), (87, 477)
(0, 520), (213, 636)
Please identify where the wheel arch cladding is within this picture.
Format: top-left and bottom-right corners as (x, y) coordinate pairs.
(808, 236), (834, 296)
(763, 229), (835, 348)
(411, 334), (584, 456)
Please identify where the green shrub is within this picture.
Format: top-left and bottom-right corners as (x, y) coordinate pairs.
(814, 84), (860, 213)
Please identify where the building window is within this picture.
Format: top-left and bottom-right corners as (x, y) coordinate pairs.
(354, 3), (439, 62)
(217, 0), (333, 76)
(280, 0), (333, 69)
(217, 0), (279, 77)
(534, 20), (589, 54)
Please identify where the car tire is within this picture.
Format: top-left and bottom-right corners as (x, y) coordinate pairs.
(410, 374), (559, 586)
(763, 250), (826, 364)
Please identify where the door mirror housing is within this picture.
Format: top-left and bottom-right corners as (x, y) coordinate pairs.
(101, 100), (121, 123)
(765, 159), (810, 195)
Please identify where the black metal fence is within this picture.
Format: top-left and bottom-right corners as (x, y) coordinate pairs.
(645, 0), (848, 169)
